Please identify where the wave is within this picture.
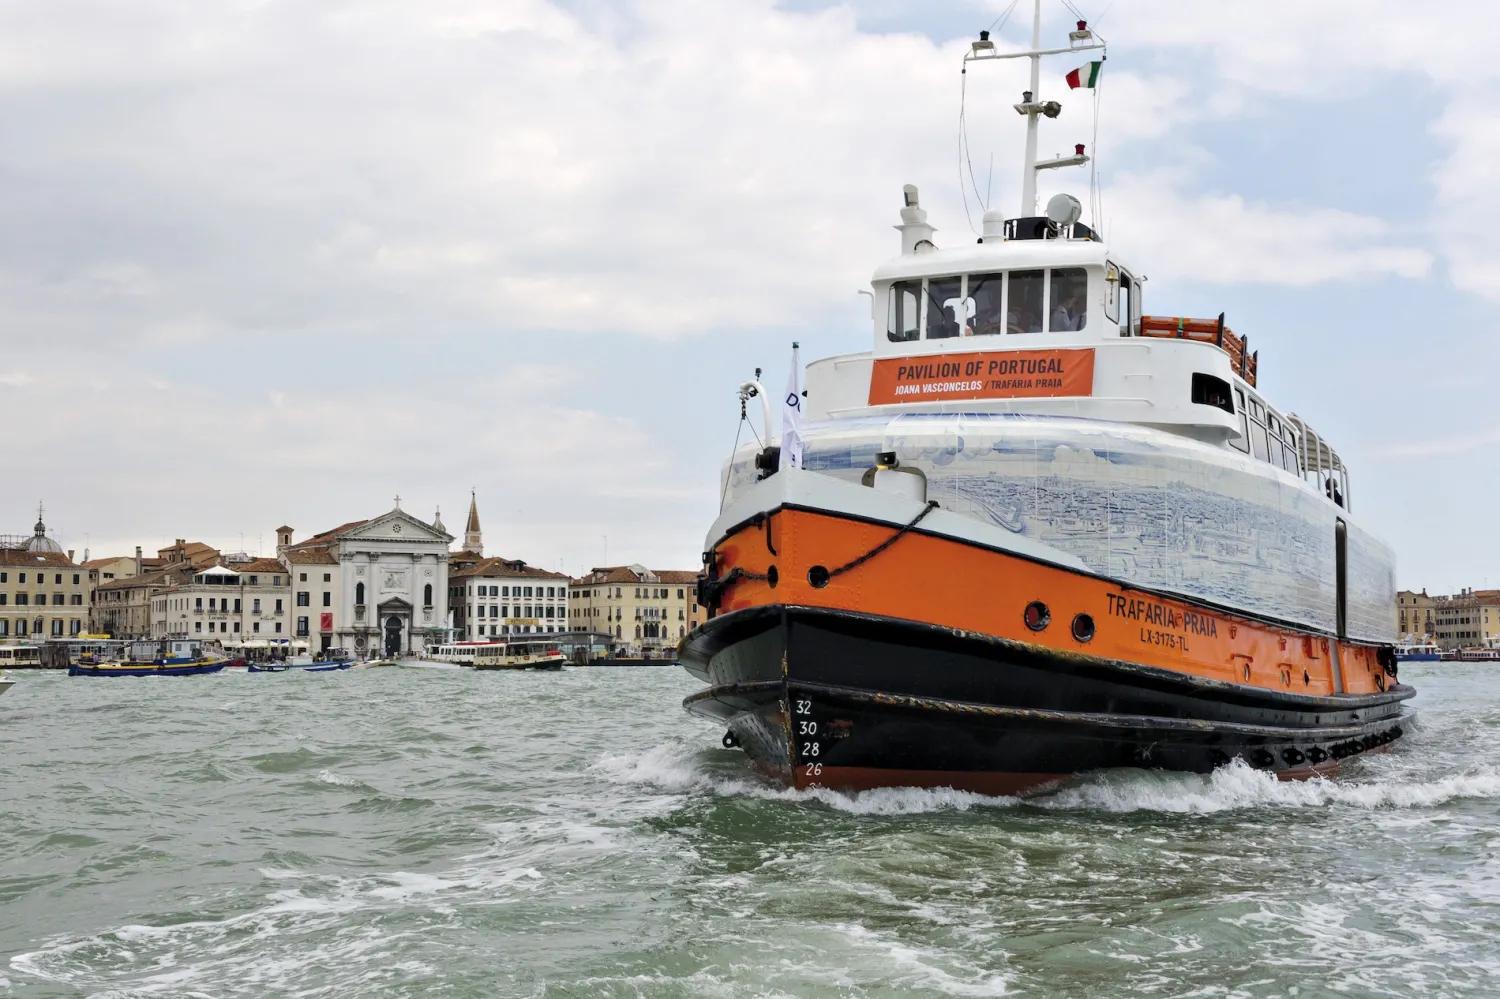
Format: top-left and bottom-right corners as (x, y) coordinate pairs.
(595, 742), (1500, 817)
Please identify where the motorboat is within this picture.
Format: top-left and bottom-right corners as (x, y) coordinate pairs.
(471, 637), (566, 670)
(681, 4), (1413, 794)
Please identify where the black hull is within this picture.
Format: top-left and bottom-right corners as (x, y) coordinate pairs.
(682, 606), (1415, 793)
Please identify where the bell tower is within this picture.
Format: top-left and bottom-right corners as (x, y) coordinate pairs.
(464, 490), (483, 555)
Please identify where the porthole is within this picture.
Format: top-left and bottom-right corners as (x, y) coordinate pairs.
(1070, 613), (1095, 642)
(766, 565), (779, 588)
(807, 565), (830, 589)
(1024, 601), (1050, 632)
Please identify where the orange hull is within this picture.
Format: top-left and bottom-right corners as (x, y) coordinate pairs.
(684, 497), (1412, 791)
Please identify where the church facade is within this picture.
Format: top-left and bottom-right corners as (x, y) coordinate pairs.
(280, 503), (453, 658)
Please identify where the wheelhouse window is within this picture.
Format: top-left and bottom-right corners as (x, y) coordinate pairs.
(1048, 267), (1088, 331)
(1006, 271), (1045, 333)
(886, 281), (920, 342)
(968, 272), (1005, 336)
(924, 277), (963, 339)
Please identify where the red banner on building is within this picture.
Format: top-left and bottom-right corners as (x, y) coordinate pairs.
(868, 348), (1095, 405)
(320, 612), (333, 632)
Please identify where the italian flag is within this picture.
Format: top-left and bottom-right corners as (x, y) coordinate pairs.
(1065, 61), (1102, 89)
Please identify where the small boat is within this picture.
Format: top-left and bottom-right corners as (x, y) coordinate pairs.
(1394, 641), (1441, 662)
(471, 637), (566, 670)
(69, 639), (227, 677)
(0, 673), (13, 697)
(301, 659), (354, 672)
(247, 662), (292, 673)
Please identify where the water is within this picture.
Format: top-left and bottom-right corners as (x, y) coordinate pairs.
(0, 662), (1495, 998)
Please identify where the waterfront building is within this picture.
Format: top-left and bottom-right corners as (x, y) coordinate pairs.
(82, 555), (141, 584)
(149, 558), (292, 642)
(278, 501), (453, 658)
(1428, 588), (1500, 651)
(95, 563), (197, 638)
(568, 566), (703, 655)
(0, 508), (93, 640)
(1396, 590), (1436, 641)
(450, 557), (569, 639)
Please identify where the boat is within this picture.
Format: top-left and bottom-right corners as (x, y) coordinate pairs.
(680, 6), (1413, 795)
(69, 639), (228, 677)
(0, 645), (42, 670)
(1456, 647), (1500, 662)
(0, 673), (13, 697)
(301, 659), (354, 672)
(247, 662), (292, 673)
(471, 637), (566, 670)
(1394, 641), (1441, 662)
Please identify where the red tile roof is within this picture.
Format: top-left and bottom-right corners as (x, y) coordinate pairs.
(284, 549), (338, 565)
(0, 549), (82, 568)
(233, 558), (287, 573)
(452, 556), (568, 581)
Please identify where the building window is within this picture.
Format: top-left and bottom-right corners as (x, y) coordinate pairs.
(71, 594), (82, 605)
(275, 623), (282, 633)
(234, 598), (242, 612)
(300, 573), (307, 582)
(297, 616), (309, 636)
(195, 597), (202, 610)
(276, 599), (283, 613)
(15, 594), (27, 606)
(356, 582), (365, 605)
(52, 594), (64, 605)
(424, 583), (433, 607)
(253, 622), (260, 633)
(323, 573), (331, 583)
(297, 591), (310, 607)
(195, 622), (202, 633)
(250, 575), (259, 585)
(323, 592), (331, 607)
(478, 606), (486, 618)
(71, 620), (81, 635)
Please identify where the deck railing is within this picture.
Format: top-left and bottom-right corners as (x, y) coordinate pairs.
(1139, 314), (1257, 387)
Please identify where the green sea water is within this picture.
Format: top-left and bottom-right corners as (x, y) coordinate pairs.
(0, 662), (1494, 998)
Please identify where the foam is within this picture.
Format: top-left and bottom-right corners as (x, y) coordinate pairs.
(1032, 759), (1500, 814)
(596, 742), (1500, 818)
(313, 769), (362, 787)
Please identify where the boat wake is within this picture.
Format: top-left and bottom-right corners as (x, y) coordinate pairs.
(593, 738), (1500, 817)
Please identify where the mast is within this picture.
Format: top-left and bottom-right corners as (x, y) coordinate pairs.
(1020, 0), (1042, 216)
(963, 2), (1104, 221)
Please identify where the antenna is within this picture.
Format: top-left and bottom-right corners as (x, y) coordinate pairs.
(963, 0), (1105, 218)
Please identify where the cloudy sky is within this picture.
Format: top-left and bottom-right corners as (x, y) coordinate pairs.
(1, 0), (1495, 589)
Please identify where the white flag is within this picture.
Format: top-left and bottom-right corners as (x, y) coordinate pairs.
(782, 342), (804, 471)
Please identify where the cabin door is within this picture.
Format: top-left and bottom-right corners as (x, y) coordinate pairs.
(1334, 519), (1348, 640)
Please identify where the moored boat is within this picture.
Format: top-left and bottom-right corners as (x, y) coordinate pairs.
(681, 5), (1413, 794)
(69, 639), (227, 677)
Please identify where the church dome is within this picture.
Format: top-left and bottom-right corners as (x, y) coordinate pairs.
(27, 506), (62, 554)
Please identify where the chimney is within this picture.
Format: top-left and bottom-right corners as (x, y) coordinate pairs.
(135, 546), (142, 576)
(67, 549), (74, 563)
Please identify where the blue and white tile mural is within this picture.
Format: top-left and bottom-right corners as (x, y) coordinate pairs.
(724, 413), (1395, 644)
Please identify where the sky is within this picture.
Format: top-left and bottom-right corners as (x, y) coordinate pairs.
(0, 0), (1495, 590)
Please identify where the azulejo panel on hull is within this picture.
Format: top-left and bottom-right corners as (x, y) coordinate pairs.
(722, 412), (1394, 644)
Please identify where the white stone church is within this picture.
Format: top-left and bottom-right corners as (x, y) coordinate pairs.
(278, 499), (454, 658)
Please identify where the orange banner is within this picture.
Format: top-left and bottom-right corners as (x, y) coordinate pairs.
(868, 348), (1095, 405)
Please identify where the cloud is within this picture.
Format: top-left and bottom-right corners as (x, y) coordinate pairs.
(1097, 172), (1431, 285)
